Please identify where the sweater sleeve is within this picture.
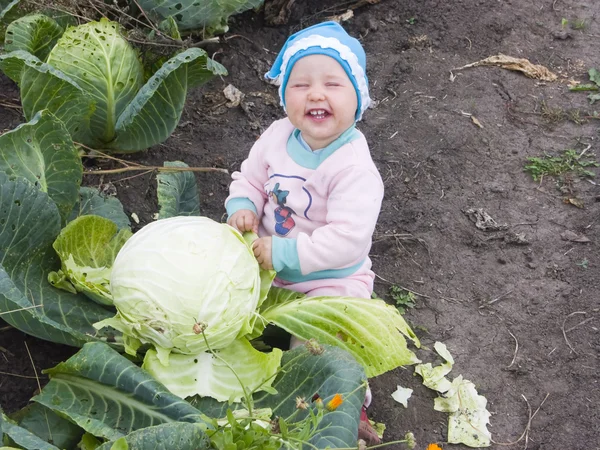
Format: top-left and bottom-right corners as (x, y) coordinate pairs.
(289, 166), (383, 274)
(225, 127), (274, 218)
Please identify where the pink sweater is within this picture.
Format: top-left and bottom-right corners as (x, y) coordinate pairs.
(226, 118), (383, 282)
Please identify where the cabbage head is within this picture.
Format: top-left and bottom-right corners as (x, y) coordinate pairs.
(96, 216), (262, 363)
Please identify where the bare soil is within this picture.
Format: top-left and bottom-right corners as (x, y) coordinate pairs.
(1, 0), (599, 449)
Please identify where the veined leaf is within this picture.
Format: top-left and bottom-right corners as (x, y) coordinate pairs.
(110, 48), (226, 152)
(50, 215), (132, 305)
(260, 288), (421, 377)
(135, 0), (264, 32)
(0, 50), (94, 138)
(0, 110), (81, 221)
(96, 423), (211, 450)
(5, 14), (64, 61)
(0, 173), (116, 346)
(143, 337), (282, 401)
(191, 345), (366, 448)
(158, 16), (181, 40)
(46, 18), (144, 146)
(0, 0), (20, 21)
(68, 186), (130, 230)
(157, 161), (200, 219)
(33, 342), (210, 441)
(1, 411), (60, 450)
(9, 403), (83, 450)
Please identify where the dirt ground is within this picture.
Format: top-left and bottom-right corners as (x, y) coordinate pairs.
(1, 0), (600, 448)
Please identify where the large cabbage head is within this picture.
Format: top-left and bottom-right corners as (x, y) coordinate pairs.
(105, 216), (261, 362)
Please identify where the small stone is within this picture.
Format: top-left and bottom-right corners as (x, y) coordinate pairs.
(527, 262), (537, 269)
(497, 258), (507, 264)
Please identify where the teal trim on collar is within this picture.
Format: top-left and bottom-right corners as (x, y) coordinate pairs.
(286, 126), (361, 169)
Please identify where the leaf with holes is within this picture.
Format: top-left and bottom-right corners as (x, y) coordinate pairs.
(49, 215), (132, 306)
(0, 110), (81, 222)
(0, 18), (226, 153)
(0, 50), (95, 140)
(0, 172), (116, 346)
(68, 186), (130, 230)
(191, 344), (366, 448)
(135, 0), (264, 33)
(5, 13), (64, 61)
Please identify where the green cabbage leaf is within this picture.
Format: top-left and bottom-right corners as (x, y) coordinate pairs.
(49, 215), (132, 306)
(143, 337), (282, 401)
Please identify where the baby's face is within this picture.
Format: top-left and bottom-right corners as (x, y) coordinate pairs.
(284, 54), (358, 150)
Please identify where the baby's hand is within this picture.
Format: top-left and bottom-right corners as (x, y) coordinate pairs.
(228, 209), (259, 233)
(252, 237), (273, 270)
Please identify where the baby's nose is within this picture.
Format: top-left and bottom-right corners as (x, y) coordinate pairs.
(307, 90), (326, 101)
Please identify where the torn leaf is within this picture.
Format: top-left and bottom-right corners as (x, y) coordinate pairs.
(414, 342), (454, 393)
(435, 376), (492, 447)
(391, 385), (413, 408)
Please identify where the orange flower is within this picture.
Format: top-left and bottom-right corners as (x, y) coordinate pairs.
(326, 394), (344, 411)
(426, 444), (442, 450)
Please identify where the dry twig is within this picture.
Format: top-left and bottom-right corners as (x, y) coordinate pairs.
(505, 329), (519, 369)
(562, 311), (588, 353)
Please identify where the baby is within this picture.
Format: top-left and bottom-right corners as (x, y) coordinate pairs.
(226, 21), (383, 444)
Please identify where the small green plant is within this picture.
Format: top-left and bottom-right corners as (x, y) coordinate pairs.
(406, 17), (417, 25)
(524, 149), (599, 181)
(576, 258), (589, 269)
(572, 18), (588, 30)
(569, 68), (600, 104)
(561, 17), (569, 29)
(389, 285), (417, 314)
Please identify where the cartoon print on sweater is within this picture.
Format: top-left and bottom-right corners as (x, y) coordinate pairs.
(266, 174), (313, 236)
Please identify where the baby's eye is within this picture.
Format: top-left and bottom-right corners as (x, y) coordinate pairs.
(292, 83), (309, 88)
(326, 82), (341, 87)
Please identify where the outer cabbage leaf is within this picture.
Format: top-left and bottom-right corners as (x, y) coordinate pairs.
(96, 423), (211, 450)
(414, 341), (454, 393)
(1, 411), (60, 450)
(109, 48), (227, 152)
(9, 403), (84, 450)
(0, 50), (95, 138)
(46, 18), (143, 147)
(5, 14), (64, 61)
(32, 342), (210, 441)
(142, 337), (282, 401)
(434, 376), (492, 447)
(68, 186), (130, 230)
(50, 215), (132, 305)
(0, 0), (20, 22)
(0, 110), (81, 221)
(135, 0), (264, 32)
(157, 161), (200, 219)
(259, 288), (421, 377)
(0, 173), (116, 346)
(191, 345), (366, 448)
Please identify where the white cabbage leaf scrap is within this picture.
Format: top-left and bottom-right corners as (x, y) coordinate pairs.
(415, 342), (491, 447)
(391, 385), (413, 408)
(414, 341), (454, 392)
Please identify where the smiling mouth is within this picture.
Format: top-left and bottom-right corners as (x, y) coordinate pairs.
(307, 109), (330, 120)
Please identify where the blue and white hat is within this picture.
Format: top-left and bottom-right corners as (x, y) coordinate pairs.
(265, 21), (371, 121)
